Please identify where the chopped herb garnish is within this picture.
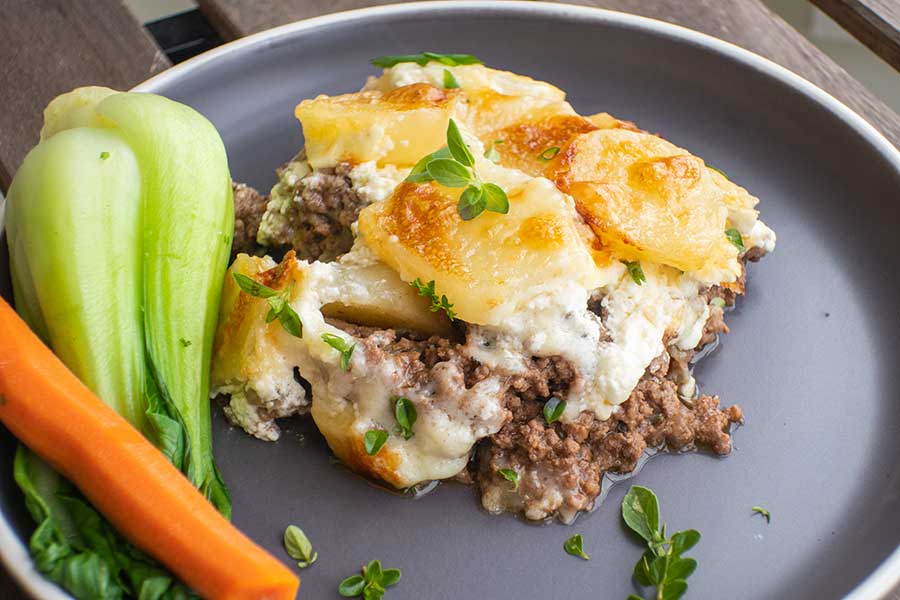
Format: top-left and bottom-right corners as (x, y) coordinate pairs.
(99, 151), (110, 160)
(370, 52), (482, 68)
(179, 337), (192, 348)
(443, 69), (460, 89)
(497, 468), (519, 490)
(406, 118), (509, 221)
(364, 429), (389, 456)
(484, 139), (503, 164)
(725, 228), (745, 251)
(623, 261), (646, 286)
(538, 146), (560, 162)
(710, 297), (726, 308)
(233, 272), (303, 338)
(393, 397), (417, 440)
(563, 534), (590, 560)
(543, 397), (566, 424)
(752, 506), (771, 523)
(622, 486), (700, 600)
(339, 560), (401, 599)
(321, 333), (355, 371)
(283, 525), (318, 569)
(409, 278), (456, 321)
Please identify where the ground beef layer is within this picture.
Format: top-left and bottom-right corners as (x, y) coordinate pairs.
(330, 298), (742, 522)
(256, 162), (371, 262)
(477, 305), (741, 521)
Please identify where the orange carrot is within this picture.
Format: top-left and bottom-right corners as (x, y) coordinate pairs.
(0, 297), (299, 600)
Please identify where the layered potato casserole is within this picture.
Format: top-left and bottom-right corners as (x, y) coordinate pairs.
(212, 57), (775, 522)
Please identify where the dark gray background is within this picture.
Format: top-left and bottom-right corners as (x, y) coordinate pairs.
(2, 4), (900, 599)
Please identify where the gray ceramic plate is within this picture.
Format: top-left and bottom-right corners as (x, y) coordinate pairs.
(2, 2), (900, 598)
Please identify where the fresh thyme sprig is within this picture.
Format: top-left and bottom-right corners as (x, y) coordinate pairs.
(406, 119), (509, 221)
(339, 559), (401, 599)
(409, 278), (456, 321)
(232, 272), (302, 338)
(370, 52), (482, 68)
(622, 486), (700, 600)
(321, 333), (355, 371)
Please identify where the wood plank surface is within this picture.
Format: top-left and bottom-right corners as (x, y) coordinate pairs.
(811, 0), (900, 71)
(196, 0), (900, 149)
(0, 0), (170, 193)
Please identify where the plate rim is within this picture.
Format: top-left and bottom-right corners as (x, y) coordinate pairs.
(1, 2), (898, 598)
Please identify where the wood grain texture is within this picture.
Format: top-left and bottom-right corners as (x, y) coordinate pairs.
(0, 0), (170, 193)
(811, 0), (900, 71)
(195, 0), (900, 149)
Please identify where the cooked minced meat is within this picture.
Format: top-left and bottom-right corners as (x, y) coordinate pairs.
(256, 161), (371, 262)
(231, 182), (268, 258)
(328, 299), (740, 522)
(477, 307), (740, 521)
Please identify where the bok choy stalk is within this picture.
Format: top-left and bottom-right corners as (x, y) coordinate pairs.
(5, 87), (235, 597)
(97, 93), (234, 513)
(8, 87), (233, 514)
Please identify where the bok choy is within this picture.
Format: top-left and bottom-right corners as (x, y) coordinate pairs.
(5, 87), (236, 597)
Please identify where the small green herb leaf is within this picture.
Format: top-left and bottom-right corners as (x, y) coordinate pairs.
(371, 52), (483, 68)
(339, 574), (366, 597)
(633, 550), (654, 586)
(621, 486), (660, 544)
(405, 147), (452, 183)
(543, 397), (566, 424)
(725, 228), (745, 251)
(670, 529), (700, 554)
(277, 304), (303, 338)
(662, 580), (688, 600)
(666, 557), (697, 581)
(409, 278), (456, 320)
(283, 525), (317, 569)
(99, 151), (110, 160)
(623, 261), (646, 286)
(380, 569), (401, 587)
(497, 468), (519, 490)
(538, 146), (560, 162)
(752, 506), (771, 523)
(443, 69), (460, 89)
(648, 554), (668, 585)
(233, 272), (278, 298)
(446, 119), (475, 167)
(364, 429), (389, 455)
(427, 158), (474, 188)
(457, 184), (486, 221)
(393, 397), (417, 440)
(481, 182), (509, 215)
(364, 560), (383, 583)
(563, 534), (590, 560)
(710, 297), (726, 308)
(322, 333), (355, 371)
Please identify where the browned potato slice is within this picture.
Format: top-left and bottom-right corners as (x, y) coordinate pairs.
(296, 83), (461, 168)
(547, 128), (738, 273)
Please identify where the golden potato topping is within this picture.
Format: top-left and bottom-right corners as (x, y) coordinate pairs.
(547, 128), (740, 274)
(357, 170), (613, 326)
(296, 83), (461, 168)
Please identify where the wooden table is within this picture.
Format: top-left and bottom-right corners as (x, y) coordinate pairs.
(0, 1), (898, 598)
